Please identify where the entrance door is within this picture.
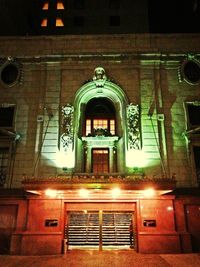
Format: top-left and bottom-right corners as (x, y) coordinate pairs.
(102, 212), (132, 247)
(92, 149), (109, 173)
(66, 211), (134, 249)
(67, 212), (99, 247)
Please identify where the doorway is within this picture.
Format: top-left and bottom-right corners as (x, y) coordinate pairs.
(66, 211), (135, 250)
(92, 149), (109, 173)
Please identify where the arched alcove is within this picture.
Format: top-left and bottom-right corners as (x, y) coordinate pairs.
(73, 68), (129, 174)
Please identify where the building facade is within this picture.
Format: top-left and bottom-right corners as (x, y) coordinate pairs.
(0, 33), (200, 254)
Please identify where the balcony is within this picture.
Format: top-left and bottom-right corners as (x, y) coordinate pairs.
(22, 173), (176, 192)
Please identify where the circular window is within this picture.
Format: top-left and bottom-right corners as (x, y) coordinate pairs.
(182, 59), (200, 85)
(0, 58), (22, 87)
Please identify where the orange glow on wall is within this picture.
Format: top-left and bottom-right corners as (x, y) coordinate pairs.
(56, 18), (64, 27)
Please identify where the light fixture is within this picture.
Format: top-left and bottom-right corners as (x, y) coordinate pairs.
(45, 189), (57, 198)
(143, 188), (155, 198)
(79, 189), (89, 198)
(111, 187), (121, 198)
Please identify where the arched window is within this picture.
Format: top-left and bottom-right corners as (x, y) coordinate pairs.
(84, 98), (116, 136)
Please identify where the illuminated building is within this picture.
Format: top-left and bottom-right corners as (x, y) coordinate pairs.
(0, 0), (200, 255)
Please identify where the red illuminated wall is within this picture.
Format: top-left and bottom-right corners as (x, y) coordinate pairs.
(0, 194), (199, 255)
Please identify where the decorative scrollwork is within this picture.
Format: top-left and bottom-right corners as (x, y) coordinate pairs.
(127, 103), (141, 150)
(60, 104), (74, 151)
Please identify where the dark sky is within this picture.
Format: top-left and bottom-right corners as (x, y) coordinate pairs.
(0, 0), (200, 35)
(148, 0), (200, 33)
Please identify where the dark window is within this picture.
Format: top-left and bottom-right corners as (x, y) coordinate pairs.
(73, 16), (84, 26)
(1, 64), (19, 86)
(109, 0), (120, 9)
(109, 16), (120, 26)
(183, 60), (200, 84)
(187, 104), (200, 126)
(73, 0), (85, 9)
(0, 106), (15, 127)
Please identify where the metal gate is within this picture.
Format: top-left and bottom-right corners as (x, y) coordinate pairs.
(65, 211), (134, 250)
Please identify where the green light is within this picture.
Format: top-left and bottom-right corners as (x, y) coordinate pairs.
(55, 150), (75, 168)
(126, 149), (147, 168)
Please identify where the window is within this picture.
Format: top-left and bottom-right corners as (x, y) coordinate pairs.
(85, 119), (115, 136)
(109, 16), (120, 26)
(181, 59), (200, 85)
(85, 98), (116, 136)
(0, 106), (15, 128)
(110, 119), (115, 135)
(57, 1), (64, 10)
(41, 18), (48, 27)
(42, 2), (49, 10)
(186, 102), (200, 134)
(187, 104), (200, 126)
(56, 18), (64, 26)
(93, 119), (108, 129)
(0, 63), (20, 87)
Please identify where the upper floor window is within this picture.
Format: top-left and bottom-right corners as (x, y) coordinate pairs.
(0, 105), (15, 128)
(42, 1), (49, 10)
(84, 98), (116, 136)
(56, 18), (64, 26)
(41, 18), (48, 27)
(57, 1), (65, 10)
(186, 102), (200, 134)
(86, 119), (115, 136)
(40, 1), (65, 28)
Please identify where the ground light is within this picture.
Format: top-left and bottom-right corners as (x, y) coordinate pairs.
(79, 188), (89, 198)
(126, 149), (146, 168)
(111, 187), (121, 198)
(143, 188), (156, 197)
(45, 189), (57, 197)
(55, 150), (75, 168)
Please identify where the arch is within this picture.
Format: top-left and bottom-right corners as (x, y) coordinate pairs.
(73, 75), (129, 173)
(74, 80), (129, 135)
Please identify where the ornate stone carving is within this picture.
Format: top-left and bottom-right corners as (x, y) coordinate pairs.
(127, 103), (140, 149)
(60, 104), (74, 151)
(93, 67), (107, 87)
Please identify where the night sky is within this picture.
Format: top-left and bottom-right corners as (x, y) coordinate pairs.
(148, 0), (200, 33)
(0, 0), (200, 35)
